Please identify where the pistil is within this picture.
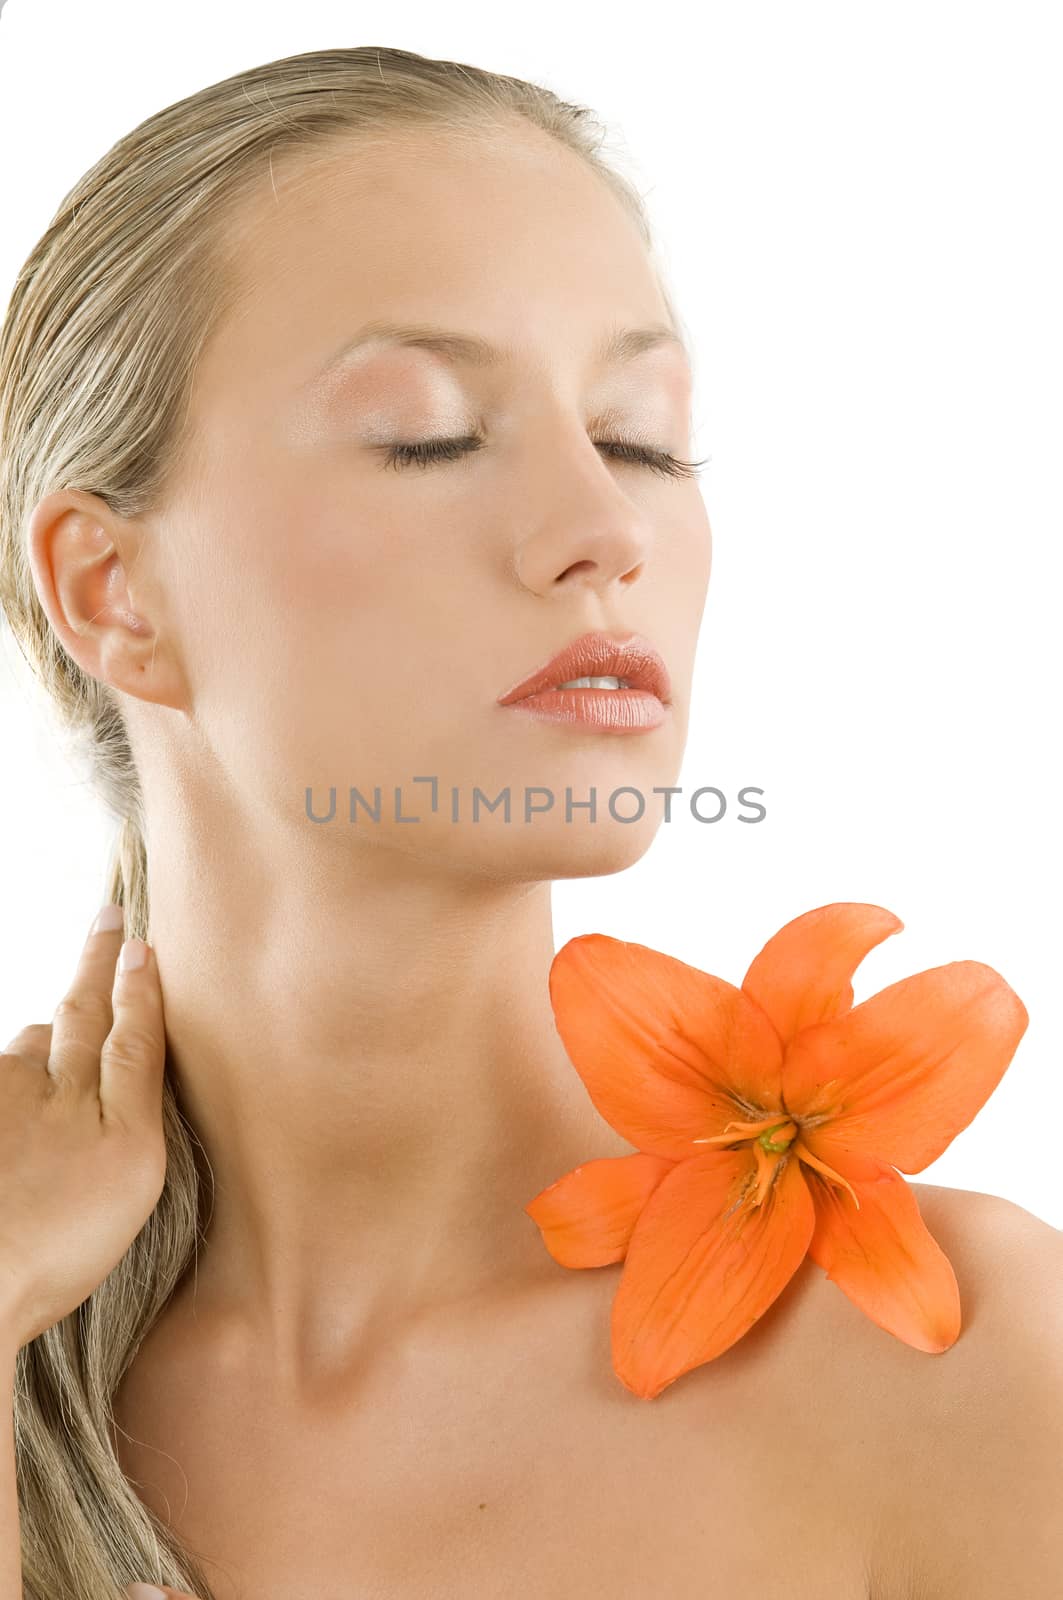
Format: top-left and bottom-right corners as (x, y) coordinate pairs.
(757, 1120), (797, 1152)
(692, 1111), (862, 1212)
(692, 1113), (790, 1147)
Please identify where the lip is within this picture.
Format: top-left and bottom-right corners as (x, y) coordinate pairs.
(496, 630), (672, 707)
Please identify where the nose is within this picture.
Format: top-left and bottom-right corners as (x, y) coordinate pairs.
(514, 527), (649, 597)
(510, 464), (654, 598)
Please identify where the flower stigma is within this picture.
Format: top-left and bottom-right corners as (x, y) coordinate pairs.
(757, 1121), (798, 1153)
(692, 1109), (862, 1212)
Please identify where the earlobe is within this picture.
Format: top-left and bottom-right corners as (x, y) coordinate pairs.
(25, 488), (187, 711)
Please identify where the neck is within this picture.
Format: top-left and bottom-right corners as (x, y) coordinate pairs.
(144, 820), (631, 1384)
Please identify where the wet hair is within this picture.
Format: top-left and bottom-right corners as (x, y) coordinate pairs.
(0, 44), (688, 1597)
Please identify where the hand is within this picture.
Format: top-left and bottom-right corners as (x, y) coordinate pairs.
(0, 906), (168, 1353)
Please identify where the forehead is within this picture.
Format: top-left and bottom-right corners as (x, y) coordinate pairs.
(200, 126), (687, 399)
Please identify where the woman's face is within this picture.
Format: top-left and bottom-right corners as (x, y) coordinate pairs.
(158, 124), (712, 880)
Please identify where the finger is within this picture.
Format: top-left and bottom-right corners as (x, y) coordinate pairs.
(2, 1021), (52, 1063)
(98, 934), (167, 1133)
(46, 904), (128, 1094)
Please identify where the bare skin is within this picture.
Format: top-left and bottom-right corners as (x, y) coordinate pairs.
(23, 122), (1062, 1596)
(4, 924), (1057, 1600)
(110, 1181), (1062, 1600)
(28, 118), (711, 1382)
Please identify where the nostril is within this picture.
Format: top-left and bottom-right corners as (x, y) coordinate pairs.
(558, 559), (597, 581)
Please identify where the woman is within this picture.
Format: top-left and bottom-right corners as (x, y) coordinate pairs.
(0, 43), (1059, 1600)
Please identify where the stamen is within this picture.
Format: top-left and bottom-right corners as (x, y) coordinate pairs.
(791, 1138), (861, 1211)
(750, 1141), (781, 1205)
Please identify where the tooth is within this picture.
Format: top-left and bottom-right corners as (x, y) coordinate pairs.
(553, 675), (631, 690)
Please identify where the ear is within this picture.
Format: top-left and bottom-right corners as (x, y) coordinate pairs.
(123, 1587), (206, 1600)
(26, 488), (187, 712)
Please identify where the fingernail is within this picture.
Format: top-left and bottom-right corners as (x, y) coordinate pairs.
(92, 902), (125, 935)
(118, 938), (148, 973)
(126, 1587), (166, 1600)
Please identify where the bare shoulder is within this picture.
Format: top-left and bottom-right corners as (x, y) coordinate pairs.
(671, 1180), (1062, 1598)
(908, 1176), (1061, 1255)
(907, 1180), (1062, 1360)
(881, 1182), (1063, 1599)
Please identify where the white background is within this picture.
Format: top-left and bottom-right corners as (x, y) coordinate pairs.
(0, 1), (1059, 1226)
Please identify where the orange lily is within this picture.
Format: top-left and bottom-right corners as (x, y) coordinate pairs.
(524, 903), (1028, 1400)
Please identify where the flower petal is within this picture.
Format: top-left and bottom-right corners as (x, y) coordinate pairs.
(805, 1155), (961, 1352)
(549, 935), (785, 1160)
(741, 902), (903, 1049)
(524, 1152), (678, 1267)
(610, 1148), (816, 1398)
(781, 961), (1028, 1171)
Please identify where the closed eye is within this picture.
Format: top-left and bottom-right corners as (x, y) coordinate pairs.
(378, 434), (709, 481)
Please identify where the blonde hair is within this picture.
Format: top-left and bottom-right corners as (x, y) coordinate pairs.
(0, 44), (686, 1598)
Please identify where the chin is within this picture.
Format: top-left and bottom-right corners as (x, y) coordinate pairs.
(458, 819), (662, 883)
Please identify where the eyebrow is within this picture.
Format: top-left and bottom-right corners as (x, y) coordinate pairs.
(305, 319), (691, 387)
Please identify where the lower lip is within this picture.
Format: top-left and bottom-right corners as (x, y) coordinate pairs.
(501, 687), (670, 733)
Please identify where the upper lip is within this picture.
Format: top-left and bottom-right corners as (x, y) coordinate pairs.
(496, 631), (672, 706)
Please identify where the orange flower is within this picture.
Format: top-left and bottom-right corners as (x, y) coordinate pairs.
(524, 903), (1028, 1400)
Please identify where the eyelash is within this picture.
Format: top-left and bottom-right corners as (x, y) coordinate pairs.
(379, 434), (709, 481)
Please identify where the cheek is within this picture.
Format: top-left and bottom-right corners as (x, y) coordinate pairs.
(214, 486), (453, 750)
(254, 473), (478, 698)
(653, 507), (712, 607)
(680, 505), (713, 590)
(201, 474), (396, 655)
